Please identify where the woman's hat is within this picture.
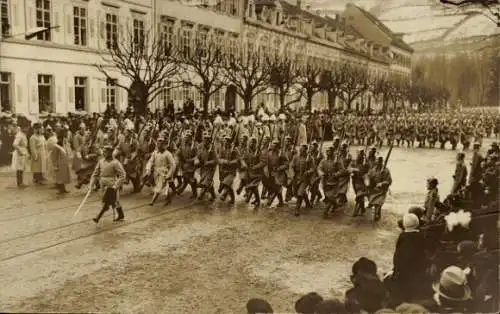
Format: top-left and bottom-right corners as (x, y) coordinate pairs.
(402, 213), (419, 231)
(433, 266), (472, 301)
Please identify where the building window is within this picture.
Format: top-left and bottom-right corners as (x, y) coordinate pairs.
(36, 0), (51, 41)
(196, 30), (208, 57)
(181, 28), (191, 58)
(105, 13), (118, 49)
(38, 74), (53, 113)
(161, 82), (172, 106)
(228, 0), (238, 16)
(105, 78), (117, 108)
(161, 18), (175, 54)
(1, 0), (9, 37)
(0, 72), (11, 112)
(133, 18), (145, 49)
(73, 6), (87, 46)
(74, 77), (87, 111)
(182, 83), (190, 103)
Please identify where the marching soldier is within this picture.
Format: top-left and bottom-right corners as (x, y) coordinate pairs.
(265, 140), (286, 207)
(351, 149), (369, 217)
(91, 145), (126, 223)
(177, 131), (198, 198)
(218, 135), (240, 204)
(318, 146), (337, 217)
(144, 139), (176, 206)
(308, 141), (323, 205)
(197, 131), (217, 201)
(244, 137), (264, 206)
(366, 156), (392, 221)
(291, 144), (313, 216)
(114, 127), (142, 193)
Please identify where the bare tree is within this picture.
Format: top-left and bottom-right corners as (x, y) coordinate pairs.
(297, 56), (323, 112)
(266, 52), (303, 109)
(318, 62), (344, 111)
(95, 26), (179, 115)
(178, 36), (227, 112)
(221, 45), (270, 113)
(338, 63), (369, 111)
(368, 74), (390, 112)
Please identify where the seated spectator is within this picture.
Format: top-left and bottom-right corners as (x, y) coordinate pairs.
(345, 257), (388, 313)
(390, 214), (430, 303)
(314, 299), (348, 314)
(418, 266), (473, 313)
(294, 292), (324, 314)
(246, 298), (273, 314)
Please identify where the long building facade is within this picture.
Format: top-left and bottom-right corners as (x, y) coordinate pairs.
(0, 0), (412, 117)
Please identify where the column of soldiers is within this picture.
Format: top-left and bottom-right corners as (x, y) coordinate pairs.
(60, 112), (393, 222)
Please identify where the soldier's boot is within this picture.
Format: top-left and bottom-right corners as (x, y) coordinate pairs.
(276, 192), (284, 207)
(353, 201), (361, 217)
(17, 171), (27, 189)
(285, 187), (293, 202)
(114, 206), (125, 221)
(209, 186), (216, 201)
(244, 187), (252, 203)
(228, 188), (236, 205)
(218, 184), (224, 194)
(220, 188), (228, 201)
(266, 193), (276, 207)
(150, 193), (159, 206)
(374, 206), (382, 222)
(440, 142), (445, 149)
(168, 182), (177, 194)
(164, 193), (172, 206)
(251, 187), (260, 206)
(304, 195), (312, 209)
(261, 187), (268, 200)
(295, 197), (303, 216)
(93, 205), (109, 223)
(323, 202), (332, 218)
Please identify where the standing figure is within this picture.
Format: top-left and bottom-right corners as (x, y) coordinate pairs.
(244, 137), (264, 206)
(91, 145), (126, 223)
(51, 130), (71, 195)
(424, 177), (440, 223)
(145, 139), (176, 206)
(72, 123), (86, 173)
(177, 131), (198, 198)
(45, 126), (58, 187)
(29, 123), (47, 184)
(318, 146), (337, 217)
(265, 140), (285, 207)
(468, 143), (483, 200)
(451, 152), (467, 195)
(11, 124), (29, 188)
(366, 157), (392, 221)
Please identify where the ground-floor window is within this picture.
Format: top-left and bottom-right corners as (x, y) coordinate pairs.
(105, 78), (117, 109)
(74, 76), (87, 111)
(0, 72), (12, 112)
(38, 74), (53, 113)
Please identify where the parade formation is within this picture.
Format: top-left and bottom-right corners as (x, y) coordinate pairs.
(1, 106), (498, 225)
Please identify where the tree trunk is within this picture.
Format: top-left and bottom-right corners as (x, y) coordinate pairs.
(306, 89), (314, 112)
(327, 91), (336, 111)
(202, 92), (210, 113)
(244, 94), (253, 114)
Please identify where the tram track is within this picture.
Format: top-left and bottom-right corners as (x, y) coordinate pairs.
(0, 198), (198, 263)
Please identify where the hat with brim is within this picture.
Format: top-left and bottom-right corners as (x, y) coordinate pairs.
(432, 266), (472, 302)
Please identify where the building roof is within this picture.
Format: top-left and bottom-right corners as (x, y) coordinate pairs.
(350, 4), (414, 53)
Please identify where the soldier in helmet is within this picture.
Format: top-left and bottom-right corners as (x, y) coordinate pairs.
(90, 144), (126, 223)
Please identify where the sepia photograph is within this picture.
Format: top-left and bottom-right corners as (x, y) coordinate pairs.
(0, 0), (498, 313)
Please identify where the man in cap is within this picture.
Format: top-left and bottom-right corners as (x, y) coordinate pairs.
(144, 138), (177, 206)
(29, 122), (48, 185)
(218, 135), (240, 204)
(90, 144), (126, 223)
